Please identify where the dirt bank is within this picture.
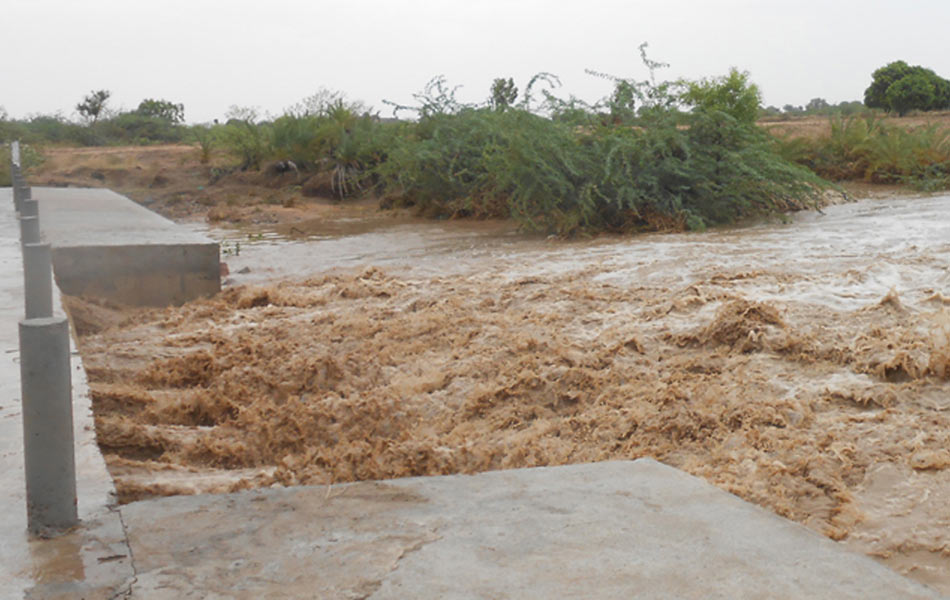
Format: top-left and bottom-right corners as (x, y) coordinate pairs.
(27, 144), (397, 226)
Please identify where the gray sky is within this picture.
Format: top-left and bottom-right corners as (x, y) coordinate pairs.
(4, 0), (949, 123)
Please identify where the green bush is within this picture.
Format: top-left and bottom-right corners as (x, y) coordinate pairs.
(135, 99), (185, 123)
(374, 63), (826, 234)
(95, 113), (187, 144)
(682, 68), (761, 125)
(220, 107), (270, 170)
(266, 99), (399, 198)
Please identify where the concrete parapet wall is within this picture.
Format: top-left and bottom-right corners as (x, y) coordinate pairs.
(35, 187), (220, 306)
(52, 243), (220, 306)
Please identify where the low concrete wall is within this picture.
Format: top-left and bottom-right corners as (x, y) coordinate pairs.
(52, 243), (220, 306)
(36, 187), (220, 306)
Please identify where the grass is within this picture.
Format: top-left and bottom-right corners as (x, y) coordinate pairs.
(774, 115), (950, 190)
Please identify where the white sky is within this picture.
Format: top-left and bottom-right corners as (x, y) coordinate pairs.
(4, 0), (950, 123)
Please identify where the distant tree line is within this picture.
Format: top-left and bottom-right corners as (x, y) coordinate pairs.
(760, 98), (866, 118)
(2, 90), (190, 146)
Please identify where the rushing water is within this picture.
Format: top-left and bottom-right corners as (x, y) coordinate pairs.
(149, 193), (950, 593)
(196, 194), (950, 315)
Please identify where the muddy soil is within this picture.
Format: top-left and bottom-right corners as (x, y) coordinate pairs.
(70, 192), (950, 593)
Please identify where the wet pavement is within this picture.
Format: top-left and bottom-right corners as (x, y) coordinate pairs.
(0, 188), (132, 599)
(120, 460), (943, 599)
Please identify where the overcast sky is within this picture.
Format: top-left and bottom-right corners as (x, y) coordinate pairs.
(4, 0), (950, 123)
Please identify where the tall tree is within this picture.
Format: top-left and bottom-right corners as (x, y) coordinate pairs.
(489, 78), (518, 112)
(864, 61), (913, 109)
(885, 73), (936, 116)
(865, 61), (950, 114)
(76, 90), (111, 123)
(136, 98), (185, 123)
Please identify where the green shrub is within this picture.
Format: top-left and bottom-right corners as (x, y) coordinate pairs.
(135, 99), (185, 123)
(267, 98), (399, 198)
(189, 124), (219, 164)
(682, 68), (762, 125)
(375, 61), (827, 234)
(220, 107), (269, 170)
(95, 113), (187, 144)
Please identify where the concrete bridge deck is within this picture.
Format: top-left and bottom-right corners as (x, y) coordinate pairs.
(35, 187), (219, 306)
(0, 186), (944, 598)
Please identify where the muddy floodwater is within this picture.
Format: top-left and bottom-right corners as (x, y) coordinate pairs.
(70, 194), (950, 593)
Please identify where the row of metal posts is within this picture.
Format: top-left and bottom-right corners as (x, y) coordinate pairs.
(10, 141), (78, 537)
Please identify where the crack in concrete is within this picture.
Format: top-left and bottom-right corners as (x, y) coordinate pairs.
(363, 530), (443, 599)
(107, 506), (138, 600)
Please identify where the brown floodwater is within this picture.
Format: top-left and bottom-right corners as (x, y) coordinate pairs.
(70, 193), (950, 593)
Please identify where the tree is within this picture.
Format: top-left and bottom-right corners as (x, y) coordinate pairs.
(682, 68), (761, 124)
(835, 100), (865, 116)
(805, 97), (829, 113)
(489, 78), (518, 112)
(865, 60), (950, 114)
(607, 80), (638, 123)
(864, 61), (914, 109)
(136, 98), (185, 123)
(932, 77), (950, 110)
(885, 73), (936, 116)
(76, 90), (111, 123)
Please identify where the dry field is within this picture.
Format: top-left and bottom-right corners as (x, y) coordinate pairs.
(761, 110), (950, 138)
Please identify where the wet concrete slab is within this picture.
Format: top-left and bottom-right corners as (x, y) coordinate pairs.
(34, 187), (219, 306)
(121, 459), (943, 599)
(0, 188), (133, 599)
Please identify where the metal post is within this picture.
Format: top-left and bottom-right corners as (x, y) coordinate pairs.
(19, 317), (78, 536)
(20, 215), (39, 245)
(23, 243), (53, 319)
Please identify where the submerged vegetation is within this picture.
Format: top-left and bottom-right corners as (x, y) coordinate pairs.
(5, 48), (950, 233)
